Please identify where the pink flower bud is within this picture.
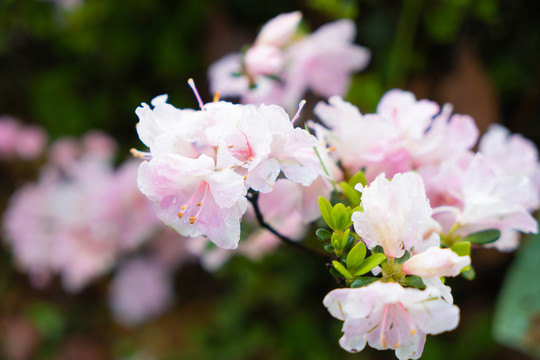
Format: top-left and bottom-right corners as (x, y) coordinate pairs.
(255, 11), (302, 47)
(402, 247), (470, 278)
(244, 44), (284, 77)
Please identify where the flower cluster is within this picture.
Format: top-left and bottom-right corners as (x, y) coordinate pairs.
(314, 90), (539, 358)
(133, 86), (326, 250)
(3, 132), (160, 292)
(209, 11), (370, 112)
(314, 90), (540, 251)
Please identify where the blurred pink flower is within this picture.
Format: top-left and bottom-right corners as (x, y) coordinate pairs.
(0, 116), (47, 160)
(3, 134), (160, 292)
(109, 258), (172, 327)
(208, 13), (369, 112)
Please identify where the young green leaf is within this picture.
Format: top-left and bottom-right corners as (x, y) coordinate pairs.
(346, 241), (367, 271)
(318, 196), (334, 229)
(400, 276), (426, 289)
(331, 233), (342, 250)
(331, 203), (351, 230)
(315, 228), (332, 241)
(462, 229), (501, 245)
(350, 277), (378, 288)
(333, 261), (354, 279)
(461, 265), (476, 280)
(339, 181), (361, 207)
(451, 241), (471, 256)
(354, 253), (387, 276)
(349, 170), (367, 188)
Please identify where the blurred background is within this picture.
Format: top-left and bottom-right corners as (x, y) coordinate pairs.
(1, 0), (540, 359)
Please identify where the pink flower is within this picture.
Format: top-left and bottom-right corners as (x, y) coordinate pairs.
(3, 135), (160, 292)
(187, 177), (333, 270)
(282, 19), (370, 110)
(109, 258), (172, 327)
(352, 172), (440, 258)
(208, 13), (369, 112)
(314, 90), (478, 180)
(428, 154), (538, 251)
(479, 124), (540, 203)
(323, 281), (460, 360)
(313, 96), (401, 177)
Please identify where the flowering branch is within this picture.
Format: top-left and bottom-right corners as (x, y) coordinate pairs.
(247, 190), (327, 259)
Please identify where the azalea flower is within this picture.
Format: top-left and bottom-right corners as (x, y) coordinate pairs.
(134, 91), (323, 249)
(352, 172), (440, 258)
(323, 281), (460, 360)
(313, 90), (478, 180)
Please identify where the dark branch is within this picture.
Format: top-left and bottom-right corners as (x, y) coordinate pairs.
(247, 190), (327, 259)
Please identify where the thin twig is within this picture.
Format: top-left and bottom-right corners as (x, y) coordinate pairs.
(247, 190), (328, 259)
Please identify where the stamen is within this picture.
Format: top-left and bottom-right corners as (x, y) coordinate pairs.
(188, 78), (205, 110)
(130, 148), (152, 160)
(191, 185), (210, 223)
(328, 146), (336, 152)
(291, 99), (306, 125)
(178, 182), (207, 218)
(397, 302), (417, 336)
(213, 91), (220, 102)
(240, 131), (254, 160)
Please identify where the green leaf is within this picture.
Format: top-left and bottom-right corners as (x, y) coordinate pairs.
(331, 233), (342, 250)
(349, 170), (367, 188)
(461, 265), (476, 280)
(371, 245), (384, 254)
(350, 277), (378, 288)
(494, 231), (540, 357)
(346, 241), (367, 271)
(451, 241), (471, 256)
(26, 302), (64, 340)
(323, 243), (334, 253)
(339, 181), (361, 207)
(332, 261), (354, 280)
(345, 234), (356, 249)
(340, 229), (351, 250)
(318, 196), (334, 229)
(315, 228), (332, 241)
(354, 253), (387, 276)
(331, 203), (351, 231)
(400, 276), (426, 289)
(462, 229), (501, 245)
(394, 250), (411, 264)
